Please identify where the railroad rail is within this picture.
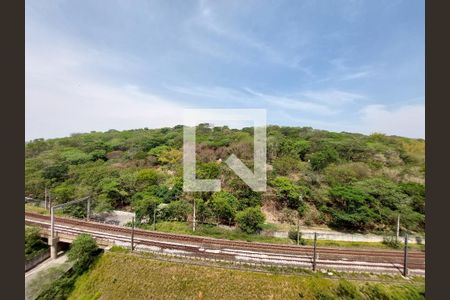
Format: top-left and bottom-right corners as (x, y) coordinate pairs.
(25, 212), (425, 275)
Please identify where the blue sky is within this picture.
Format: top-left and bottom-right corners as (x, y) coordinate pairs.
(25, 0), (424, 140)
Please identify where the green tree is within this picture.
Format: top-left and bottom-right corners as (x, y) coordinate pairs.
(51, 183), (76, 203)
(209, 191), (239, 225)
(272, 156), (305, 176)
(136, 169), (160, 187)
(67, 234), (99, 273)
(197, 162), (221, 179)
(89, 149), (107, 161)
(309, 146), (339, 171)
(236, 206), (266, 234)
(42, 164), (68, 182)
(25, 226), (47, 258)
(400, 182), (425, 214)
(195, 198), (213, 223)
(271, 177), (308, 209)
(132, 195), (162, 223)
(162, 200), (192, 221)
(329, 186), (379, 231)
(279, 138), (310, 160)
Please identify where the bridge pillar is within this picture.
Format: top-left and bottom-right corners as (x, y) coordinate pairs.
(49, 236), (60, 259)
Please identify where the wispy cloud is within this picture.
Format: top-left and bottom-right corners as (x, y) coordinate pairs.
(26, 23), (185, 140)
(167, 84), (362, 116)
(26, 0), (424, 139)
(243, 88), (338, 115)
(359, 103), (424, 138)
(184, 0), (312, 73)
(296, 90), (366, 106)
(340, 71), (372, 81)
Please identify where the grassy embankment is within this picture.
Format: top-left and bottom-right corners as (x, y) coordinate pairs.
(69, 249), (425, 300)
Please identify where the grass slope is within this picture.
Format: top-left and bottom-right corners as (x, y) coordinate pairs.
(69, 251), (424, 300)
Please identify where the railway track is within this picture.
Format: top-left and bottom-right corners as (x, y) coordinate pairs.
(25, 212), (425, 275)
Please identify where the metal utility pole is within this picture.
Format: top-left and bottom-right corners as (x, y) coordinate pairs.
(192, 198), (196, 232)
(50, 206), (55, 241)
(297, 194), (303, 245)
(50, 205), (58, 259)
(403, 234), (409, 277)
(48, 191), (52, 211)
(131, 217), (135, 251)
(153, 207), (157, 231)
(49, 196), (91, 259)
(313, 232), (317, 271)
(86, 197), (91, 221)
(44, 187), (48, 210)
(396, 215), (400, 242)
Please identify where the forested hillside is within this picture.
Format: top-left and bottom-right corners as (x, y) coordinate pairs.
(25, 125), (425, 233)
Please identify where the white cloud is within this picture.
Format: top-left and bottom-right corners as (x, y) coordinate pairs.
(340, 71), (372, 81)
(244, 88), (338, 116)
(298, 90), (365, 106)
(26, 24), (184, 141)
(359, 104), (425, 138)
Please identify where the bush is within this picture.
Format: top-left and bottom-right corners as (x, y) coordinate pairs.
(132, 195), (162, 223)
(315, 291), (337, 300)
(271, 177), (309, 209)
(25, 226), (47, 258)
(288, 228), (306, 245)
(328, 185), (379, 231)
(382, 235), (402, 249)
(42, 164), (68, 182)
(67, 234), (99, 273)
(136, 169), (160, 187)
(209, 192), (239, 225)
(162, 200), (192, 221)
(361, 284), (391, 300)
(37, 234), (100, 300)
(236, 207), (266, 234)
(309, 146), (339, 171)
(336, 280), (363, 300)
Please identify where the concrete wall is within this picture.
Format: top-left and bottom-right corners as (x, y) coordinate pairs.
(25, 249), (50, 272)
(270, 230), (425, 244)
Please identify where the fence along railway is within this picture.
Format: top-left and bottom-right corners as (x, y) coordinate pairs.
(25, 212), (425, 276)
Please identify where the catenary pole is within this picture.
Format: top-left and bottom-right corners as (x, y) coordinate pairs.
(403, 234), (409, 276)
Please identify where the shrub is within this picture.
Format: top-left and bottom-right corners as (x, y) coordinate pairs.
(315, 291), (337, 300)
(288, 228), (306, 245)
(25, 226), (47, 258)
(236, 206), (266, 234)
(209, 192), (239, 225)
(136, 169), (160, 186)
(271, 177), (309, 209)
(67, 234), (99, 273)
(162, 200), (192, 221)
(309, 146), (339, 171)
(61, 149), (91, 165)
(272, 156), (305, 176)
(132, 195), (162, 223)
(328, 185), (379, 231)
(382, 235), (402, 249)
(42, 164), (68, 182)
(336, 280), (363, 300)
(361, 284), (390, 300)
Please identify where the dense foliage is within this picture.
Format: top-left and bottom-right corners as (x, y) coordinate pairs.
(25, 125), (425, 233)
(25, 226), (48, 259)
(67, 234), (99, 272)
(37, 234), (99, 300)
(236, 206), (266, 233)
